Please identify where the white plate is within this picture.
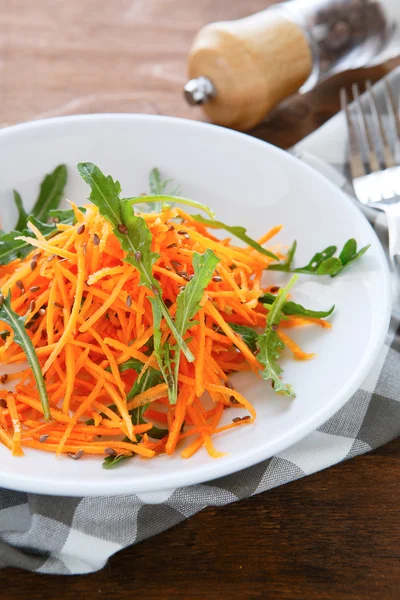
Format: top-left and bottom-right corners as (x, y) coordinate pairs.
(0, 115), (391, 496)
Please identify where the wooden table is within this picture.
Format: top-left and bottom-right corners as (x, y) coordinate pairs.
(2, 1), (400, 598)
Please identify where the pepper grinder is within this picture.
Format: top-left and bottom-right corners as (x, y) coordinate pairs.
(184, 0), (400, 130)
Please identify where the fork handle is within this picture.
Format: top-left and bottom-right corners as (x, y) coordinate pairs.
(383, 204), (400, 280)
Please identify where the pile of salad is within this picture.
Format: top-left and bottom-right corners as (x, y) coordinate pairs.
(0, 164), (368, 467)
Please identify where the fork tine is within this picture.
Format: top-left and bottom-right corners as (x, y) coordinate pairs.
(352, 83), (380, 173)
(340, 87), (366, 179)
(384, 80), (400, 164)
(366, 80), (395, 169)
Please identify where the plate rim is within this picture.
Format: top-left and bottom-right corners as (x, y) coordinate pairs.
(0, 113), (392, 496)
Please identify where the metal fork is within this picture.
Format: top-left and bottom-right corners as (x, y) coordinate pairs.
(341, 80), (400, 279)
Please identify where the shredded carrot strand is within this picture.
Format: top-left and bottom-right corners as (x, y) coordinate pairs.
(277, 331), (315, 360)
(56, 378), (105, 456)
(7, 394), (24, 456)
(43, 246), (86, 373)
(79, 269), (132, 333)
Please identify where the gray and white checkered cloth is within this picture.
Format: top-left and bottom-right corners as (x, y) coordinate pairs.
(1, 70), (400, 575)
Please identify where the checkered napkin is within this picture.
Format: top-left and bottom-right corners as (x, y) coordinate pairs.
(1, 71), (400, 576)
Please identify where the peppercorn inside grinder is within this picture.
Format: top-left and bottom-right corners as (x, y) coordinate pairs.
(184, 0), (399, 131)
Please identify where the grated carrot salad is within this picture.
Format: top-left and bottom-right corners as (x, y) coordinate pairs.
(0, 202), (329, 464)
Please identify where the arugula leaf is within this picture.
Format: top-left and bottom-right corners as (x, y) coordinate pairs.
(336, 238), (370, 274)
(124, 195), (215, 219)
(170, 249), (219, 404)
(268, 240), (297, 272)
(339, 239), (357, 265)
(315, 257), (342, 276)
(228, 323), (259, 353)
(30, 164), (68, 221)
(0, 218), (55, 265)
(295, 240), (370, 276)
(77, 162), (122, 224)
(150, 298), (176, 402)
(294, 246), (337, 274)
(259, 293), (334, 319)
(77, 163), (194, 396)
(11, 165), (68, 232)
(268, 239), (370, 277)
(48, 207), (84, 225)
(175, 250), (219, 338)
(103, 453), (131, 469)
(148, 168), (181, 197)
(13, 191), (28, 230)
(191, 214), (278, 260)
(149, 168), (166, 195)
(0, 230), (35, 265)
(0, 292), (50, 420)
(119, 200), (159, 275)
(256, 276), (298, 397)
(117, 358), (145, 376)
(29, 216), (60, 236)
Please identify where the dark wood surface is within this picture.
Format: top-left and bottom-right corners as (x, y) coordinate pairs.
(2, 1), (400, 598)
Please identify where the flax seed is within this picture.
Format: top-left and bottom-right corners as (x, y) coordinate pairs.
(16, 280), (24, 292)
(30, 286), (40, 293)
(93, 233), (100, 246)
(1, 374), (8, 384)
(77, 223), (86, 235)
(105, 447), (116, 456)
(68, 450), (84, 460)
(30, 260), (37, 271)
(118, 224), (129, 234)
(126, 295), (132, 308)
(39, 434), (49, 443)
